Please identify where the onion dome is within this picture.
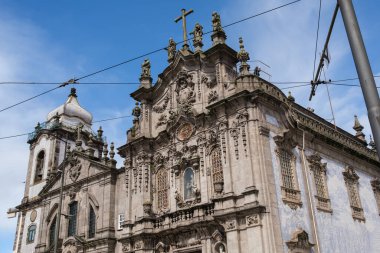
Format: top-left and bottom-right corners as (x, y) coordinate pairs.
(47, 88), (93, 125)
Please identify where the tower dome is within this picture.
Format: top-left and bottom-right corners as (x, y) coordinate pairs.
(47, 88), (93, 125)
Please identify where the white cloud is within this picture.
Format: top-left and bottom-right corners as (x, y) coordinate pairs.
(0, 11), (74, 238)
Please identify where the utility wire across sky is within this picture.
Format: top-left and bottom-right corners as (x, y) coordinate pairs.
(0, 81), (378, 141)
(0, 0), (302, 114)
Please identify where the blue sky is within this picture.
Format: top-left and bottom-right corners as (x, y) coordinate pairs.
(0, 0), (379, 252)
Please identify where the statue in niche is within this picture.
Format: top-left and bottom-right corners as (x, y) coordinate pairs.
(218, 244), (226, 253)
(184, 168), (196, 200)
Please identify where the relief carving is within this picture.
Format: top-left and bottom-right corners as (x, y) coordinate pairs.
(246, 214), (260, 227)
(202, 75), (217, 89)
(175, 71), (196, 108)
(153, 95), (170, 113)
(208, 90), (219, 104)
(68, 157), (82, 182)
(225, 220), (236, 230)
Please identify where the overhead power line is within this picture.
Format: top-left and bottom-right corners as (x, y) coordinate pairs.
(312, 0), (323, 79)
(0, 0), (302, 114)
(2, 80), (379, 141)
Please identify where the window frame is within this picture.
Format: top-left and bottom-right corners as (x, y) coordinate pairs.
(88, 205), (96, 238)
(26, 224), (36, 244)
(343, 166), (365, 222)
(67, 201), (78, 237)
(34, 150), (46, 184)
(275, 145), (302, 209)
(156, 167), (169, 210)
(307, 153), (332, 213)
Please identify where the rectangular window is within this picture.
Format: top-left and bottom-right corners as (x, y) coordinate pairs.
(68, 202), (78, 236)
(88, 206), (96, 238)
(117, 214), (125, 230)
(276, 148), (301, 209)
(343, 166), (365, 222)
(371, 179), (380, 215)
(307, 153), (332, 213)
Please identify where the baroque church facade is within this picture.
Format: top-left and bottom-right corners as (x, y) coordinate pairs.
(12, 11), (380, 253)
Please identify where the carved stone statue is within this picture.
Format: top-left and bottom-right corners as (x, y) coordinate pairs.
(190, 23), (203, 50)
(141, 59), (151, 78)
(132, 102), (141, 118)
(167, 38), (176, 63)
(212, 12), (223, 33)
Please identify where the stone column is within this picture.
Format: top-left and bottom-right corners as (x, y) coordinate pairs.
(224, 220), (240, 253)
(255, 123), (284, 253)
(245, 214), (265, 253)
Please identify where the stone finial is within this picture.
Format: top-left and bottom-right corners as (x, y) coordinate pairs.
(132, 102), (141, 118)
(237, 37), (250, 75)
(353, 115), (366, 143)
(369, 135), (376, 150)
(110, 142), (115, 159)
(287, 92), (295, 102)
(97, 126), (103, 140)
(166, 38), (176, 63)
(139, 59), (152, 88)
(69, 87), (77, 98)
(190, 23), (203, 52)
(103, 142), (109, 161)
(211, 12), (226, 45)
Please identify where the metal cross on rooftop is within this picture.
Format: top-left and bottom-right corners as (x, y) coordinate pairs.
(175, 8), (194, 51)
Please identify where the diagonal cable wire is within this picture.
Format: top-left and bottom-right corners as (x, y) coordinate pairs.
(0, 0), (303, 114)
(312, 0), (322, 79)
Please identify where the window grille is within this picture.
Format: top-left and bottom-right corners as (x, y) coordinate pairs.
(279, 150), (294, 189)
(211, 148), (223, 183)
(343, 167), (364, 221)
(157, 168), (169, 209)
(314, 170), (326, 198)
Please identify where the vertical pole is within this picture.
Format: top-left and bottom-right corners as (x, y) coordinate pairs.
(54, 137), (67, 253)
(338, 0), (380, 158)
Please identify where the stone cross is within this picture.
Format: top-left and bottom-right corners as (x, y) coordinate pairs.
(174, 8), (194, 50)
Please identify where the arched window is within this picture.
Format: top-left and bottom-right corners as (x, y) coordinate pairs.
(184, 167), (195, 200)
(88, 206), (96, 238)
(157, 168), (169, 210)
(49, 216), (56, 247)
(27, 224), (36, 243)
(34, 151), (45, 183)
(68, 201), (78, 237)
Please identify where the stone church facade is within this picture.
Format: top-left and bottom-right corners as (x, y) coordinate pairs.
(12, 12), (380, 253)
